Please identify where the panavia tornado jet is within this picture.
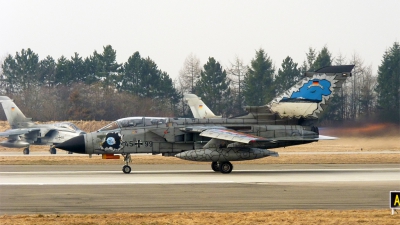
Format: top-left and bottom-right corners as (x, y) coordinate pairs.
(57, 65), (354, 174)
(0, 96), (85, 154)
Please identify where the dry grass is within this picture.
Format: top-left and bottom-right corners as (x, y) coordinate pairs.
(1, 210), (399, 225)
(0, 120), (111, 133)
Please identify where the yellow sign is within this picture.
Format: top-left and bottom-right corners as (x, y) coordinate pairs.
(390, 191), (400, 209)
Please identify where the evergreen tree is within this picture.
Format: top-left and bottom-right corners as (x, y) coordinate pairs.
(1, 55), (18, 93)
(195, 57), (230, 116)
(120, 52), (179, 109)
(55, 56), (70, 85)
(120, 51), (142, 95)
(69, 53), (85, 83)
(15, 48), (40, 90)
(243, 49), (275, 106)
(97, 45), (122, 87)
(38, 56), (56, 86)
(81, 45), (121, 86)
(1, 48), (39, 92)
(140, 57), (160, 98)
(313, 46), (332, 69)
(83, 54), (101, 84)
(274, 56), (302, 95)
(375, 42), (400, 124)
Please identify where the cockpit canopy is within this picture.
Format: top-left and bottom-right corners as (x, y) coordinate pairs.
(98, 117), (168, 132)
(55, 122), (81, 132)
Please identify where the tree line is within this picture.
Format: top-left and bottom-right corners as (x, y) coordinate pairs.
(1, 43), (399, 125)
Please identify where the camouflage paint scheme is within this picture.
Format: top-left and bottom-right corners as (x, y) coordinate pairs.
(0, 96), (85, 154)
(57, 65), (354, 174)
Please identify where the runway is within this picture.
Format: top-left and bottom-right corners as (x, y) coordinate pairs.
(0, 164), (399, 214)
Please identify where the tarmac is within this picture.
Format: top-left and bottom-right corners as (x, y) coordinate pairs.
(0, 164), (399, 214)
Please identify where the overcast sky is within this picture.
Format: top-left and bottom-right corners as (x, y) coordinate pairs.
(1, 0), (399, 80)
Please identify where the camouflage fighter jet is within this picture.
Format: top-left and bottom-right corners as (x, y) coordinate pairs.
(56, 65), (354, 174)
(0, 96), (85, 154)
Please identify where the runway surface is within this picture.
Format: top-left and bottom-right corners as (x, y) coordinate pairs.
(0, 164), (399, 214)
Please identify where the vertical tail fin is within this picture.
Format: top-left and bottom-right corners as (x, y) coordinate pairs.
(0, 96), (32, 127)
(184, 94), (221, 119)
(266, 65), (355, 119)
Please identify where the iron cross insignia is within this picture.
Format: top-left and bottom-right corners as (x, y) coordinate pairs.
(135, 140), (143, 148)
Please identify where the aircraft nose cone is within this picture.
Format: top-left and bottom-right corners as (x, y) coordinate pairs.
(56, 135), (86, 154)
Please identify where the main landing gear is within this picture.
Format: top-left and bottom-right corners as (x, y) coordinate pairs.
(122, 153), (132, 174)
(49, 146), (57, 154)
(23, 147), (30, 155)
(211, 161), (233, 174)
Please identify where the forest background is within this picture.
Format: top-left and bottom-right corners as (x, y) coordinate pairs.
(0, 42), (399, 127)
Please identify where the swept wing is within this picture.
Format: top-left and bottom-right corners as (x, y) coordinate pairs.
(199, 128), (269, 144)
(0, 128), (40, 138)
(183, 127), (330, 144)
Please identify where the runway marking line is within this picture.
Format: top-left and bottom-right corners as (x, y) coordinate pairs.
(0, 168), (399, 175)
(0, 181), (236, 186)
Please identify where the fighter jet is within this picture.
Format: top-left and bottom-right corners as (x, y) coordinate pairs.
(0, 96), (85, 154)
(57, 65), (354, 174)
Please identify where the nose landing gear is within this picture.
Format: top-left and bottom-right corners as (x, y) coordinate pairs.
(122, 153), (132, 174)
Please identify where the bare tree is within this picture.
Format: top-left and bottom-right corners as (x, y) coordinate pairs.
(178, 53), (201, 94)
(0, 54), (6, 96)
(342, 53), (377, 122)
(227, 56), (247, 114)
(358, 65), (377, 120)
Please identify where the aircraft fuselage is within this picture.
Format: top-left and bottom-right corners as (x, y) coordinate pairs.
(66, 116), (316, 156)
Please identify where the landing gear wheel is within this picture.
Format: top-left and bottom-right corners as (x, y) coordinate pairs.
(211, 162), (220, 172)
(219, 161), (233, 174)
(23, 148), (30, 155)
(122, 153), (132, 174)
(68, 151), (73, 154)
(122, 165), (131, 174)
(50, 147), (57, 154)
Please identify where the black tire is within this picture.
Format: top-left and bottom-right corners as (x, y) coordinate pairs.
(122, 165), (132, 174)
(211, 162), (220, 172)
(219, 161), (233, 174)
(50, 148), (57, 154)
(68, 151), (73, 154)
(23, 148), (30, 155)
